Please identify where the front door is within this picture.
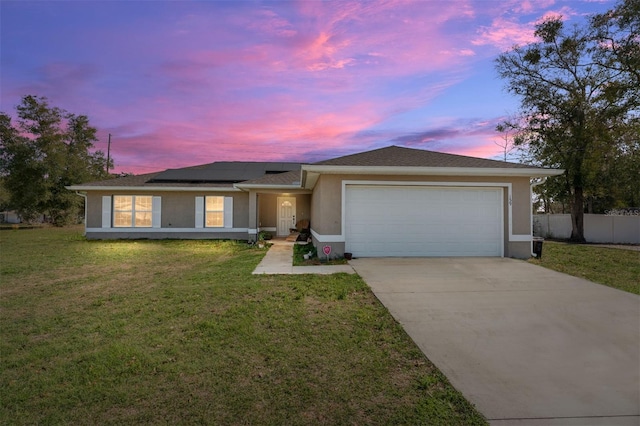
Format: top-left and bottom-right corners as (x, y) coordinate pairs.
(276, 197), (296, 236)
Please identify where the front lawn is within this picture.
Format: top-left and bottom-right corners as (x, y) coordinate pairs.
(0, 227), (486, 425)
(529, 241), (640, 295)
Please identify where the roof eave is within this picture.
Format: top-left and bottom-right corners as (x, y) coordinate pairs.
(301, 165), (564, 177)
(65, 185), (242, 192)
(233, 184), (310, 193)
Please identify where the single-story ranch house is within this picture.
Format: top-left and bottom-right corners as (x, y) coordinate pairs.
(67, 145), (563, 258)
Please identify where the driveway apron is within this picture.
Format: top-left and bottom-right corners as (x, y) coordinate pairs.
(350, 257), (640, 425)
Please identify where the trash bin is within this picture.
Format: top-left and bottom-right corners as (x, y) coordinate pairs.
(533, 237), (544, 259)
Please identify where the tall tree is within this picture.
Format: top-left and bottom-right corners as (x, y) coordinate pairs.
(495, 0), (639, 242)
(591, 0), (640, 87)
(591, 0), (640, 212)
(0, 95), (111, 225)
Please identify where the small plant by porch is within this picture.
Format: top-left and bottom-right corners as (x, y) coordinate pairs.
(293, 242), (349, 266)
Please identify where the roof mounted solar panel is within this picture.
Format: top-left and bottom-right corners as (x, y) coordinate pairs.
(148, 162), (302, 183)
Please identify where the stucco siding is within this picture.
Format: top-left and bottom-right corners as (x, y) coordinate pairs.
(258, 194), (277, 228)
(310, 178), (323, 233)
(294, 194), (311, 225)
(85, 231), (249, 240)
(86, 192), (105, 228)
(310, 175), (343, 235)
(508, 241), (532, 259)
(83, 172), (533, 252)
(311, 235), (346, 260)
(85, 190), (249, 236)
(162, 192), (196, 228)
(510, 177), (532, 235)
(231, 193), (250, 228)
(309, 174), (533, 258)
(502, 187), (510, 255)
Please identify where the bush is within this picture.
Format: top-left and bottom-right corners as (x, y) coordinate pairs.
(258, 231), (272, 241)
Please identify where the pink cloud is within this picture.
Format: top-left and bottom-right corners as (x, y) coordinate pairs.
(5, 0), (609, 175)
(248, 9), (298, 38)
(535, 7), (577, 24)
(259, 0), (478, 76)
(104, 93), (387, 173)
(382, 115), (519, 162)
(512, 0), (556, 14)
(472, 1), (578, 51)
(105, 1), (484, 171)
(472, 17), (537, 50)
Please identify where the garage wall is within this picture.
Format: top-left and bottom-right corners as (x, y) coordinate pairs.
(509, 241), (533, 258)
(311, 174), (531, 232)
(511, 178), (532, 235)
(310, 178), (322, 233)
(310, 175), (343, 235)
(309, 174), (534, 258)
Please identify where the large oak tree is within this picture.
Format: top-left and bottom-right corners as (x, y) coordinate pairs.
(0, 95), (111, 225)
(495, 0), (639, 242)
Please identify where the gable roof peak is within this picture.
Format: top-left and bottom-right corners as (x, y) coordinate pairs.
(313, 145), (535, 169)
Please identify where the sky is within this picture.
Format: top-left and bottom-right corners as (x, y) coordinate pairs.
(1, 0), (614, 174)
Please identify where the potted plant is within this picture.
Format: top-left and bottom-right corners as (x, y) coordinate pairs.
(258, 230), (272, 241)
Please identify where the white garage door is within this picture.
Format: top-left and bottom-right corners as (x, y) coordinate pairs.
(345, 185), (503, 257)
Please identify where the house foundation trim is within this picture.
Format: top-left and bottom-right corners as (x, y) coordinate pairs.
(310, 229), (344, 243)
(85, 227), (250, 233)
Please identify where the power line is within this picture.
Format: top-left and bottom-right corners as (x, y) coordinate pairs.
(106, 133), (112, 174)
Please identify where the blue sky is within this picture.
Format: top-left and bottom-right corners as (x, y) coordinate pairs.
(1, 0), (613, 173)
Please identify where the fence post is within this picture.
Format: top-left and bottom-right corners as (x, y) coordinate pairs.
(611, 216), (616, 243)
(546, 213), (550, 238)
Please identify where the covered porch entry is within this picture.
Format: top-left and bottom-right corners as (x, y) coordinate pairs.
(248, 191), (311, 240)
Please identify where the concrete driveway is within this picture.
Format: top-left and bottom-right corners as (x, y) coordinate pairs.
(350, 257), (640, 425)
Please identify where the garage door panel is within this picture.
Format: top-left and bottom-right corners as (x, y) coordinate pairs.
(345, 186), (503, 257)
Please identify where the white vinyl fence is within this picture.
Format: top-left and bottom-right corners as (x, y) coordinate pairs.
(533, 214), (640, 244)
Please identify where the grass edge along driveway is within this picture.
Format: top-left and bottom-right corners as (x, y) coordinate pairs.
(0, 227), (487, 425)
(528, 241), (639, 295)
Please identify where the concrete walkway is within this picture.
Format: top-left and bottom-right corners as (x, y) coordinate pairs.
(351, 257), (640, 426)
(252, 240), (355, 275)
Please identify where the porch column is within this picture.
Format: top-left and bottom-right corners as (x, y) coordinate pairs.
(248, 190), (258, 241)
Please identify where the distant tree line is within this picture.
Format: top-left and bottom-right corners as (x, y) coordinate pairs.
(496, 0), (639, 242)
(0, 95), (112, 225)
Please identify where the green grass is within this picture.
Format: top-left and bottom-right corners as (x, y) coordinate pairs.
(529, 241), (640, 295)
(0, 227), (486, 425)
(0, 223), (45, 230)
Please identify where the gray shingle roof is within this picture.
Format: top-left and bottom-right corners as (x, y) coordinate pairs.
(71, 162), (302, 188)
(69, 172), (234, 188)
(238, 170), (302, 186)
(150, 162), (301, 183)
(70, 146), (552, 190)
(313, 145), (537, 169)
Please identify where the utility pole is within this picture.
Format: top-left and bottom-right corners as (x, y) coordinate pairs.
(106, 133), (111, 174)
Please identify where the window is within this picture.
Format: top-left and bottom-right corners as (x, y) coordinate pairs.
(113, 195), (153, 227)
(205, 196), (224, 227)
(195, 196), (232, 229)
